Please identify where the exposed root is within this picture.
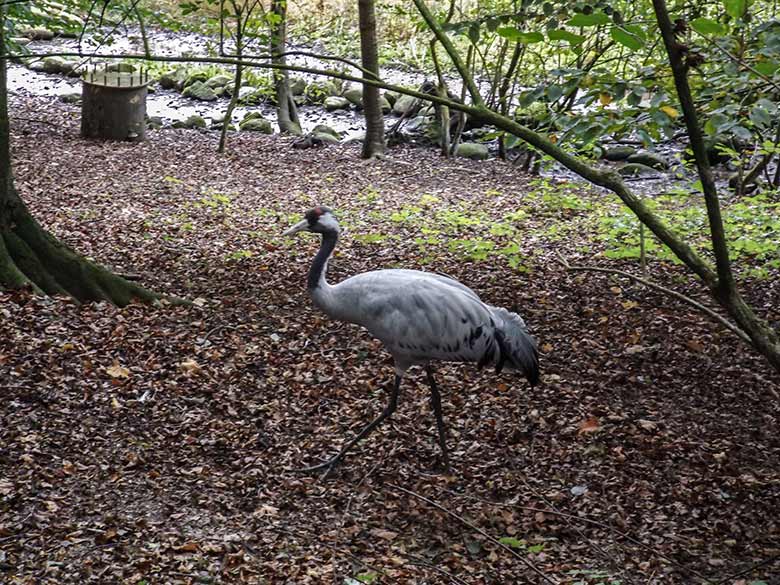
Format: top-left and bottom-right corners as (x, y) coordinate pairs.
(0, 217), (159, 307)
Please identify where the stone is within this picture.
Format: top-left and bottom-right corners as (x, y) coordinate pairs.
(383, 91), (399, 106)
(618, 162), (658, 176)
(455, 142), (489, 160)
(42, 56), (68, 75)
(20, 27), (54, 41)
(405, 115), (430, 132)
(59, 93), (81, 104)
(27, 60), (47, 73)
(205, 74), (233, 89)
(311, 124), (341, 139)
(107, 62), (136, 73)
(343, 87), (363, 107)
(62, 61), (82, 77)
(158, 69), (187, 90)
(311, 131), (340, 144)
(324, 96), (350, 111)
(237, 86), (256, 100)
(239, 117), (273, 133)
(392, 94), (418, 116)
(172, 115), (207, 129)
(238, 86), (265, 104)
(305, 81), (340, 104)
(182, 81), (217, 101)
(183, 71), (209, 89)
(603, 146), (636, 161)
(627, 151), (669, 170)
(379, 95), (392, 114)
(290, 77), (306, 96)
(242, 111), (264, 123)
(147, 116), (164, 129)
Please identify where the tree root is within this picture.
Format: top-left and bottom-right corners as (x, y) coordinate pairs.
(0, 215), (159, 307)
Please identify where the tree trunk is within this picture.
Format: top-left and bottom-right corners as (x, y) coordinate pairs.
(0, 12), (157, 306)
(219, 19), (243, 154)
(358, 0), (385, 158)
(411, 0), (780, 373)
(652, 0), (780, 372)
(271, 0), (301, 136)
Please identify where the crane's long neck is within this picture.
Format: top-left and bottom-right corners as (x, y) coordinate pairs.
(307, 229), (338, 291)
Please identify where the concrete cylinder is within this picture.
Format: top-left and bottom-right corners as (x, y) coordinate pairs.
(81, 69), (148, 142)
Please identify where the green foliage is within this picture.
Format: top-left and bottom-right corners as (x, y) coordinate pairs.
(343, 572), (378, 585)
(198, 192), (232, 209)
(567, 568), (623, 585)
(498, 537), (546, 553)
(226, 249), (254, 261)
(597, 191), (780, 277)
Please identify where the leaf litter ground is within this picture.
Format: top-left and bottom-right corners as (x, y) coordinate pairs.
(1, 96), (779, 584)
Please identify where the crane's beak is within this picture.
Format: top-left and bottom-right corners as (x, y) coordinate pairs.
(283, 219), (309, 236)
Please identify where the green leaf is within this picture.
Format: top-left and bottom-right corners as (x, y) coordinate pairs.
(690, 17), (725, 36)
(610, 26), (644, 50)
(731, 125), (753, 141)
(548, 29), (586, 45)
(566, 12), (610, 27)
(749, 105), (771, 127)
(753, 60), (780, 76)
(505, 135), (522, 149)
(468, 22), (480, 44)
(724, 0), (747, 19)
(498, 536), (527, 549)
(497, 27), (544, 43)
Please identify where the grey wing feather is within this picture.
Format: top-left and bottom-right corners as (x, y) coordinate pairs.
(327, 269), (539, 385)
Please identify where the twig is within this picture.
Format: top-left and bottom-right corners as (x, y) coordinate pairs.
(442, 488), (716, 584)
(693, 32), (780, 95)
(387, 484), (559, 584)
(10, 117), (60, 128)
(716, 554), (780, 584)
(555, 251), (751, 344)
(406, 557), (471, 585)
(198, 324), (227, 345)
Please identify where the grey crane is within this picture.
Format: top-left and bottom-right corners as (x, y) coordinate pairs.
(284, 205), (539, 474)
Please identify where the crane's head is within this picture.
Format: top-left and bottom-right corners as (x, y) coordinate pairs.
(283, 206), (339, 236)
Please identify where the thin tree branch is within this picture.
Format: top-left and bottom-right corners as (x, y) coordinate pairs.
(693, 31), (780, 94)
(387, 484), (560, 584)
(411, 0), (483, 106)
(716, 554), (780, 584)
(443, 486), (717, 584)
(555, 252), (751, 344)
(653, 0), (734, 293)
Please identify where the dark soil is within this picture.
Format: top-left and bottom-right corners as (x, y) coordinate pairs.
(1, 95), (779, 585)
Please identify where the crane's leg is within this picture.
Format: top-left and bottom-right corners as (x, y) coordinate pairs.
(298, 374), (402, 476)
(425, 365), (451, 473)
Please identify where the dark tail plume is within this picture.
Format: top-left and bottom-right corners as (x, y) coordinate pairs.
(490, 306), (540, 387)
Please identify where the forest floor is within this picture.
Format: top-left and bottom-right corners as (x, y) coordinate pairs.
(1, 95), (779, 585)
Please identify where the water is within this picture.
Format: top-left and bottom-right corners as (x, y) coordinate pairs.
(9, 27), (431, 138)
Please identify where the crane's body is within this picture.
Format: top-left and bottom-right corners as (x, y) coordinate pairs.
(284, 206), (539, 474)
(313, 268), (537, 376)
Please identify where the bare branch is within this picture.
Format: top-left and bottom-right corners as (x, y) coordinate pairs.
(387, 484), (560, 584)
(556, 252), (751, 344)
